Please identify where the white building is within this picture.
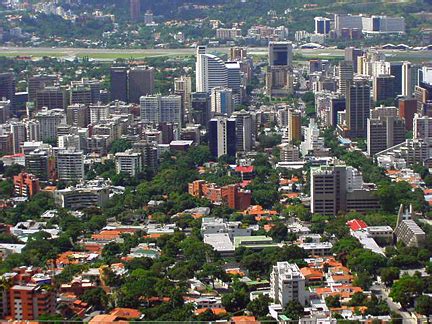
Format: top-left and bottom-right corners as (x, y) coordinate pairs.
(56, 149), (84, 181)
(90, 104), (110, 124)
(270, 262), (306, 307)
(115, 149), (143, 176)
(140, 94), (182, 125)
(196, 46), (228, 93)
(35, 108), (65, 142)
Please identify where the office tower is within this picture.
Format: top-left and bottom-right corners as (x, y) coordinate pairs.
(367, 106), (405, 155)
(226, 61), (242, 104)
(330, 96), (346, 127)
(89, 104), (110, 124)
(402, 62), (413, 97)
(338, 61), (354, 94)
(35, 108), (65, 142)
(390, 62), (403, 96)
(232, 110), (252, 152)
(10, 122), (25, 154)
(191, 92), (210, 126)
(70, 83), (92, 106)
(195, 46), (228, 93)
(157, 122), (174, 144)
(346, 80), (371, 138)
(129, 66), (155, 104)
(115, 150), (143, 176)
(270, 262), (306, 307)
(174, 76), (192, 123)
(66, 104), (89, 128)
(208, 116), (236, 158)
(57, 150), (84, 181)
(288, 109), (302, 143)
(310, 164), (380, 215)
(0, 72), (16, 113)
(399, 97), (417, 130)
(35, 86), (68, 110)
(211, 87), (233, 116)
(334, 14), (363, 36)
(28, 75), (57, 101)
(25, 150), (50, 181)
(344, 47), (363, 73)
(229, 47), (247, 61)
(110, 67), (128, 102)
(82, 79), (101, 104)
(140, 94), (182, 125)
(314, 17), (331, 35)
(373, 75), (396, 102)
(9, 284), (56, 320)
(268, 41), (293, 66)
(0, 100), (10, 124)
(266, 66), (294, 97)
(130, 0), (140, 21)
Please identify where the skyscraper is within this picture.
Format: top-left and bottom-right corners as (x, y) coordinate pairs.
(208, 116), (236, 158)
(338, 61), (354, 94)
(35, 86), (68, 110)
(268, 41), (293, 67)
(0, 72), (16, 114)
(232, 110), (252, 152)
(140, 94), (182, 125)
(130, 0), (141, 22)
(402, 62), (413, 97)
(390, 62), (403, 96)
(191, 92), (210, 127)
(129, 66), (155, 104)
(314, 17), (331, 35)
(373, 74), (396, 102)
(28, 75), (57, 102)
(195, 46), (228, 93)
(344, 47), (363, 73)
(110, 67), (128, 102)
(288, 109), (302, 143)
(346, 80), (371, 138)
(210, 87), (233, 117)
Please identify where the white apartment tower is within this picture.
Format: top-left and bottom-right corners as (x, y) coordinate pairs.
(56, 149), (84, 181)
(270, 262), (306, 307)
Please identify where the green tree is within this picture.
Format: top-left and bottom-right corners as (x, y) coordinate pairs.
(283, 300), (304, 320)
(390, 275), (424, 308)
(415, 295), (432, 315)
(380, 267), (400, 286)
(81, 288), (108, 310)
(109, 138), (132, 154)
(247, 294), (272, 318)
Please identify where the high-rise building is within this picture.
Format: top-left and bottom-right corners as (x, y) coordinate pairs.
(373, 74), (396, 102)
(402, 62), (413, 97)
(0, 100), (10, 124)
(196, 46), (228, 93)
(232, 110), (252, 152)
(70, 83), (92, 106)
(314, 17), (331, 35)
(35, 108), (65, 142)
(0, 72), (16, 114)
(266, 66), (294, 97)
(89, 104), (110, 124)
(210, 87), (233, 116)
(191, 92), (210, 127)
(28, 75), (57, 102)
(66, 104), (89, 128)
(288, 109), (302, 143)
(13, 172), (40, 198)
(208, 116), (236, 158)
(346, 80), (371, 138)
(130, 0), (140, 21)
(174, 76), (192, 123)
(310, 164), (380, 215)
(25, 120), (41, 142)
(115, 150), (143, 176)
(140, 94), (182, 125)
(413, 113), (432, 143)
(10, 122), (25, 154)
(35, 86), (67, 111)
(390, 62), (403, 96)
(338, 61), (354, 94)
(279, 143), (301, 162)
(399, 97), (417, 130)
(270, 262), (306, 307)
(57, 149), (84, 181)
(330, 96), (346, 127)
(9, 284), (56, 320)
(110, 67), (128, 102)
(268, 41), (293, 66)
(129, 66), (155, 104)
(344, 47), (363, 73)
(229, 47), (247, 61)
(25, 150), (51, 181)
(367, 106), (405, 155)
(226, 61), (242, 104)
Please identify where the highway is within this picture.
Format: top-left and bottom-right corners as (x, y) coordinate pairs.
(1, 46), (432, 61)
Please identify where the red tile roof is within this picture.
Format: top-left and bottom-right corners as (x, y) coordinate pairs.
(235, 166), (254, 173)
(346, 219), (368, 231)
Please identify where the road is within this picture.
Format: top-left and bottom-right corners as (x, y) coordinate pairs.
(371, 283), (416, 322)
(1, 46), (432, 61)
